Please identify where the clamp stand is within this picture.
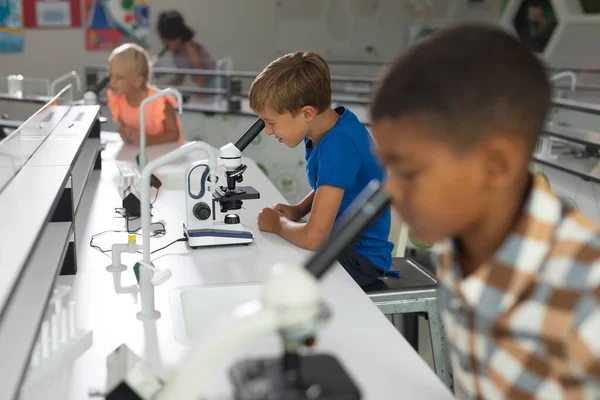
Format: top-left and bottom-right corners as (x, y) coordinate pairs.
(107, 235), (142, 272)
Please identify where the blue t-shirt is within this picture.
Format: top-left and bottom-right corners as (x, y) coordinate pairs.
(305, 107), (393, 272)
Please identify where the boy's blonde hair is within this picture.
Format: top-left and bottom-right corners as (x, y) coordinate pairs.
(109, 43), (151, 82)
(249, 51), (331, 115)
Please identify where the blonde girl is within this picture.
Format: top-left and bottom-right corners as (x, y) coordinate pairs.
(107, 43), (182, 145)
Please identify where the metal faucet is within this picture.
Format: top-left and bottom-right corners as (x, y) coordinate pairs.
(139, 88), (183, 171)
(137, 141), (217, 321)
(50, 71), (81, 96)
(550, 71), (576, 93)
(549, 71), (577, 127)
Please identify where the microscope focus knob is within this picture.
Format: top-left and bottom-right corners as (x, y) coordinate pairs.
(193, 202), (211, 220)
(224, 214), (240, 224)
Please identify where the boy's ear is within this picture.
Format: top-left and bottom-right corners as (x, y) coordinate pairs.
(300, 106), (318, 121)
(480, 135), (525, 189)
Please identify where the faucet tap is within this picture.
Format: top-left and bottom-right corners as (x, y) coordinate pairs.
(137, 141), (217, 320)
(550, 71), (576, 93)
(139, 88), (183, 171)
(50, 71), (81, 96)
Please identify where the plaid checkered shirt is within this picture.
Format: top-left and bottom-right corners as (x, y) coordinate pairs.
(436, 173), (600, 399)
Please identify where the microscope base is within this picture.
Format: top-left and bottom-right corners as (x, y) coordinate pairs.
(183, 223), (254, 248)
(230, 354), (361, 400)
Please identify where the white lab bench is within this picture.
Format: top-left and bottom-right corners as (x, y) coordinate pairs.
(0, 102), (102, 400)
(17, 132), (452, 400)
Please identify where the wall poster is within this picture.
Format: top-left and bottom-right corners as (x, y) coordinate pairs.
(0, 0), (24, 53)
(84, 0), (150, 51)
(23, 0), (81, 28)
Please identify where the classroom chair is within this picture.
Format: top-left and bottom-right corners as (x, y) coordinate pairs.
(364, 209), (453, 390)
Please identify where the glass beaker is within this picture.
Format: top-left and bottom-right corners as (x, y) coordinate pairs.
(7, 75), (24, 98)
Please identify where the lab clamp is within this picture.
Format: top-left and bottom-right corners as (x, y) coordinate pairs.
(103, 179), (388, 400)
(183, 118), (264, 248)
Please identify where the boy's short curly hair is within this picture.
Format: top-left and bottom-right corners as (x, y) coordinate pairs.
(249, 51), (332, 115)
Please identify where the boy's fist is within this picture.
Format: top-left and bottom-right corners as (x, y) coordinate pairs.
(257, 208), (282, 233)
(272, 203), (300, 221)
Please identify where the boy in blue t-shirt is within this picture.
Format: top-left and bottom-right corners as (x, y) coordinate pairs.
(250, 51), (393, 287)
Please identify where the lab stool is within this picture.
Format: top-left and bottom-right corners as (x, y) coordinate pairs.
(364, 258), (453, 391)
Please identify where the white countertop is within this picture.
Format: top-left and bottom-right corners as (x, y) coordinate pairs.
(19, 132), (452, 400)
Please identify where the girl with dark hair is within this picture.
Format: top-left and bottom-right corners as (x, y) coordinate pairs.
(157, 10), (217, 88)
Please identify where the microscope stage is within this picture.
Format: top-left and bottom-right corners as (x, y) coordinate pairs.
(183, 223), (254, 248)
(230, 354), (361, 400)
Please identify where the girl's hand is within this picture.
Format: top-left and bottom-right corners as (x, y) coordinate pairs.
(125, 127), (138, 145)
(122, 126), (139, 146)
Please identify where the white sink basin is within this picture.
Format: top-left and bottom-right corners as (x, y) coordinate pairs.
(170, 283), (262, 346)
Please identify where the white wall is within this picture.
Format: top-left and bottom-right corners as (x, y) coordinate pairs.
(0, 0), (503, 85)
(0, 0), (277, 84)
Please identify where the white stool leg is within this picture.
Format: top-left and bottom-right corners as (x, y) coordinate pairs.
(426, 298), (453, 391)
(395, 224), (410, 258)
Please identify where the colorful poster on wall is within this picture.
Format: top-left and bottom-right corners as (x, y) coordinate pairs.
(23, 0), (81, 28)
(0, 0), (24, 53)
(84, 0), (150, 51)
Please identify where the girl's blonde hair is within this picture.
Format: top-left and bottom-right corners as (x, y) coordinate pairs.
(109, 43), (151, 82)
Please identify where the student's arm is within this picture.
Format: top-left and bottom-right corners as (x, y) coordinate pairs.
(258, 186), (343, 251)
(145, 102), (180, 146)
(108, 94), (131, 143)
(273, 190), (315, 221)
(118, 119), (135, 144)
(183, 42), (206, 87)
(259, 133), (362, 250)
(118, 121), (128, 142)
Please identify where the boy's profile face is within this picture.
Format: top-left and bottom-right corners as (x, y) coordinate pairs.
(372, 117), (490, 243)
(257, 107), (311, 148)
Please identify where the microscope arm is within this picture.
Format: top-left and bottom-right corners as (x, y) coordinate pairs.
(156, 180), (389, 399)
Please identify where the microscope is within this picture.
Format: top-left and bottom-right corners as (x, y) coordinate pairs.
(183, 118), (264, 247)
(103, 180), (388, 400)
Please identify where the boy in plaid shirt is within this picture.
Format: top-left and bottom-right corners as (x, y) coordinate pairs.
(370, 24), (600, 399)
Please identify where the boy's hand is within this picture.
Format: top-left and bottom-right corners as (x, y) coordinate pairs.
(257, 208), (282, 233)
(273, 203), (301, 221)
